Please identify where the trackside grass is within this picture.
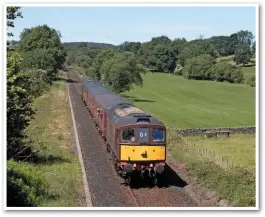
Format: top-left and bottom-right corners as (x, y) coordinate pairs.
(22, 76), (85, 206)
(167, 129), (255, 207)
(121, 72), (255, 128)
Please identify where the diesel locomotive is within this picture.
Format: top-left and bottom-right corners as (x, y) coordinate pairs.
(81, 78), (167, 185)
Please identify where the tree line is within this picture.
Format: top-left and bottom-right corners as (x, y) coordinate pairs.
(7, 7), (67, 206)
(66, 30), (255, 90)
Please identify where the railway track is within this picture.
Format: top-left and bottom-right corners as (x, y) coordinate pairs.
(67, 70), (199, 207)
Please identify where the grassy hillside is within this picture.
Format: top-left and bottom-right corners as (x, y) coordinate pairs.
(122, 72), (255, 129)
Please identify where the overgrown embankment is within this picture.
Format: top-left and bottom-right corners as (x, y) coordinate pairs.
(7, 76), (85, 207)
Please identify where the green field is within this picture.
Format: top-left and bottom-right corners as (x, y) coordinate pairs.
(187, 134), (256, 170)
(122, 72), (255, 129)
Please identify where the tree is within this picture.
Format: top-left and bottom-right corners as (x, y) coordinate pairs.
(7, 51), (34, 159)
(171, 38), (187, 55)
(100, 52), (146, 93)
(179, 39), (218, 66)
(119, 42), (141, 54)
(208, 36), (231, 56)
(6, 7), (23, 36)
(18, 25), (67, 83)
(237, 30), (254, 46)
(147, 44), (177, 72)
(92, 49), (117, 80)
(234, 44), (251, 66)
(208, 62), (242, 83)
(183, 55), (215, 80)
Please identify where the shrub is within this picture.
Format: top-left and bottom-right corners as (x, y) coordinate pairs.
(183, 54), (215, 80)
(247, 76), (255, 87)
(7, 159), (51, 207)
(231, 67), (244, 84)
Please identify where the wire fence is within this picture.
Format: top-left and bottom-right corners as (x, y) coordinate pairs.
(176, 134), (255, 174)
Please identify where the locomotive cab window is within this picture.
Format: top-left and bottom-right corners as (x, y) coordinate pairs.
(152, 128), (165, 142)
(122, 128), (135, 142)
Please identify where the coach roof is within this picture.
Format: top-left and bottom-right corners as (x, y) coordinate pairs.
(82, 78), (129, 110)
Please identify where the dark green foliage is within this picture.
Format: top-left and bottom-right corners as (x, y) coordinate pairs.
(179, 39), (218, 66)
(231, 67), (244, 84)
(64, 42), (117, 50)
(236, 30), (254, 46)
(183, 55), (215, 80)
(183, 55), (244, 83)
(208, 36), (231, 56)
(93, 49), (117, 80)
(234, 44), (252, 66)
(119, 41), (141, 54)
(7, 51), (34, 160)
(18, 25), (67, 84)
(7, 159), (50, 207)
(148, 44), (177, 72)
(208, 63), (244, 83)
(138, 36), (173, 70)
(100, 52), (146, 93)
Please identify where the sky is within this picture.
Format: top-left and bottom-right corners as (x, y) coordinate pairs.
(7, 6), (257, 45)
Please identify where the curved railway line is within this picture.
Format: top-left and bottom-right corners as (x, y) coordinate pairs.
(67, 70), (199, 207)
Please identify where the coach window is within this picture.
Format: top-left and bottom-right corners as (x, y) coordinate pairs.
(122, 128), (135, 142)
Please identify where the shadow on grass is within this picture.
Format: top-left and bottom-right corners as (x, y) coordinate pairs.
(122, 95), (156, 103)
(122, 163), (188, 189)
(30, 154), (71, 165)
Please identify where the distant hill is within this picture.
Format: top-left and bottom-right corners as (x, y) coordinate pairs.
(63, 42), (117, 50)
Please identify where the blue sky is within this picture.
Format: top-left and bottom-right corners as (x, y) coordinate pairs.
(8, 6), (256, 45)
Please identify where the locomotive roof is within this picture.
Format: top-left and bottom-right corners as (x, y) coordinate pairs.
(107, 104), (164, 127)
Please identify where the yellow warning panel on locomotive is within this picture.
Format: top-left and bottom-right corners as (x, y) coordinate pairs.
(120, 145), (166, 161)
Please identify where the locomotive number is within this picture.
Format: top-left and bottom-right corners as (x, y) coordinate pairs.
(140, 132), (147, 138)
